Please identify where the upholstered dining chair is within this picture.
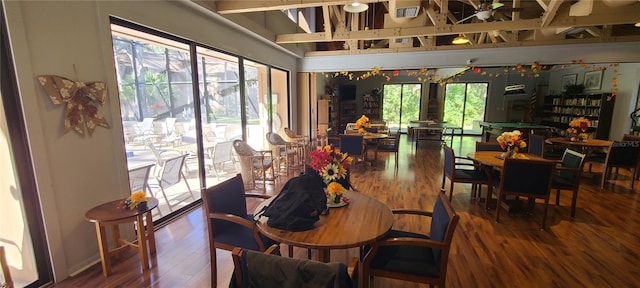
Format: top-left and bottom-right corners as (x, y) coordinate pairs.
(375, 132), (400, 168)
(202, 174), (276, 287)
(528, 134), (545, 157)
(231, 244), (358, 288)
(339, 134), (366, 163)
(595, 141), (640, 189)
(492, 158), (556, 229)
(361, 191), (460, 288)
(232, 140), (275, 192)
(442, 144), (490, 202)
(474, 141), (503, 152)
(550, 149), (586, 218)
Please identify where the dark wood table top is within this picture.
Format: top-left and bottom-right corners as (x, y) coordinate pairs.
(546, 137), (612, 148)
(256, 191), (393, 250)
(467, 151), (551, 167)
(85, 197), (158, 223)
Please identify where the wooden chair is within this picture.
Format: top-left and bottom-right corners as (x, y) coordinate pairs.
(528, 134), (545, 157)
(202, 174), (276, 287)
(596, 141), (640, 189)
(492, 158), (556, 230)
(1, 246), (13, 288)
(550, 149), (586, 218)
(232, 140), (275, 192)
(339, 134), (365, 163)
(361, 192), (460, 288)
(231, 244), (358, 288)
(442, 144), (490, 202)
(375, 132), (400, 168)
(475, 141), (503, 152)
(623, 134), (640, 180)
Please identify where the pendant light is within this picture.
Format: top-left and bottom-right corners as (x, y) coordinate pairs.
(344, 1), (369, 13)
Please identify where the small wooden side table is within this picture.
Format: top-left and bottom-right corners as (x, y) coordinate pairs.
(85, 197), (158, 276)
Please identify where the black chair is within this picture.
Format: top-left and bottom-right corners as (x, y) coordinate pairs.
(528, 134), (545, 157)
(201, 174), (276, 286)
(231, 244), (358, 288)
(595, 141), (640, 189)
(340, 134), (366, 163)
(492, 158), (556, 230)
(361, 192), (460, 288)
(475, 141), (503, 152)
(442, 144), (490, 202)
(529, 134), (564, 160)
(375, 132), (400, 168)
(550, 149), (586, 218)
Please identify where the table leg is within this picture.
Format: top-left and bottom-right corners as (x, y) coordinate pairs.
(136, 214), (149, 271)
(95, 222), (111, 276)
(146, 211), (156, 254)
(315, 249), (330, 263)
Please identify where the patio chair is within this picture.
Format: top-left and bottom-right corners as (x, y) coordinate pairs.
(150, 154), (195, 211)
(232, 140), (275, 191)
(206, 140), (237, 180)
(266, 132), (302, 174)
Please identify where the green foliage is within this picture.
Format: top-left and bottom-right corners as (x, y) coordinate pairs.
(444, 83), (487, 129)
(381, 84), (421, 129)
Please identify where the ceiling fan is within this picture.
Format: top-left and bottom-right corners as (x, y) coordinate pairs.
(455, 2), (521, 24)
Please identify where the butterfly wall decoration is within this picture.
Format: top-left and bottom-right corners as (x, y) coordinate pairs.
(38, 75), (111, 136)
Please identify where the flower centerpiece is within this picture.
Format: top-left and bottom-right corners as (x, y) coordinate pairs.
(496, 130), (527, 159)
(567, 117), (591, 142)
(355, 115), (370, 134)
(124, 190), (149, 210)
(308, 145), (353, 204)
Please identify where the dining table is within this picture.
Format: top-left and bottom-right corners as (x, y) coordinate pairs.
(255, 190), (394, 263)
(546, 137), (612, 149)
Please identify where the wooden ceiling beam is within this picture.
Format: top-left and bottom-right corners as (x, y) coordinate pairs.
(214, 0), (380, 14)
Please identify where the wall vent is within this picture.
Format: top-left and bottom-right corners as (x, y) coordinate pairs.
(395, 6), (420, 18)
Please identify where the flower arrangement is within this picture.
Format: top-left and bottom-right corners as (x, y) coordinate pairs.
(355, 115), (370, 134)
(326, 182), (347, 203)
(125, 191), (149, 210)
(309, 145), (353, 202)
(567, 117), (591, 141)
(496, 130), (527, 158)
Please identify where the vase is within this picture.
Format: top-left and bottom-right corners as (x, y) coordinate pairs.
(135, 201), (148, 211)
(502, 147), (517, 159)
(334, 194), (342, 204)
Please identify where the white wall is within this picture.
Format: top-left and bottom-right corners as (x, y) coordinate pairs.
(4, 0), (298, 281)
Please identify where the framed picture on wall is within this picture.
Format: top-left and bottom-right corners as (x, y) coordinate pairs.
(561, 74), (577, 92)
(584, 70), (603, 90)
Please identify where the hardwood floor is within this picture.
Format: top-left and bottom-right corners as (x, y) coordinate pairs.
(53, 135), (640, 287)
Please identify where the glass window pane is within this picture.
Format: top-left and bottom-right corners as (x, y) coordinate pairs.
(244, 60), (269, 149)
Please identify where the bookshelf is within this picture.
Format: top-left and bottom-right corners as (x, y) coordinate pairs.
(362, 89), (381, 122)
(541, 92), (615, 139)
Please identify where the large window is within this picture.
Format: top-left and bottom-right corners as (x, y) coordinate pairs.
(110, 19), (290, 222)
(382, 83), (421, 133)
(443, 83), (487, 134)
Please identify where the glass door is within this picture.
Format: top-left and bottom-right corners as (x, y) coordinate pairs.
(443, 83), (488, 135)
(382, 83), (421, 133)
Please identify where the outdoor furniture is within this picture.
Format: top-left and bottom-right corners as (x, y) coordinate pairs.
(232, 140), (275, 191)
(151, 154), (194, 211)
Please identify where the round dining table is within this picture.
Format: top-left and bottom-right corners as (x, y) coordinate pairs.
(255, 191), (393, 262)
(466, 151), (550, 168)
(546, 137), (612, 148)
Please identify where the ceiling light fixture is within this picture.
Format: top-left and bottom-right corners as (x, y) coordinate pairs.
(452, 34), (470, 44)
(635, 22), (640, 27)
(344, 1), (369, 13)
